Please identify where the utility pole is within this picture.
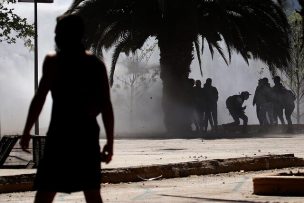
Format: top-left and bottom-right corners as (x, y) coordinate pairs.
(18, 0), (54, 135)
(34, 0), (39, 135)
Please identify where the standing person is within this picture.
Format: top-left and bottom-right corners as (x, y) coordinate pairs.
(254, 78), (275, 126)
(184, 78), (196, 132)
(272, 76), (286, 125)
(253, 79), (263, 125)
(194, 80), (205, 133)
(272, 76), (295, 131)
(203, 78), (218, 131)
(225, 91), (251, 129)
(20, 15), (114, 203)
(259, 78), (275, 126)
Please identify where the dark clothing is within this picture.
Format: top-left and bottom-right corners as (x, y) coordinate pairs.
(272, 83), (295, 126)
(193, 86), (206, 132)
(226, 95), (243, 112)
(203, 85), (218, 130)
(226, 95), (248, 125)
(194, 86), (205, 111)
(203, 85), (218, 104)
(272, 83), (287, 124)
(254, 83), (274, 125)
(34, 51), (106, 193)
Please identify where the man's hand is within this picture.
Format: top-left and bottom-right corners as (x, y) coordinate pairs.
(100, 143), (113, 164)
(20, 134), (31, 153)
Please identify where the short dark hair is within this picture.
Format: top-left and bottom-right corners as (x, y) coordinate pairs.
(55, 14), (84, 42)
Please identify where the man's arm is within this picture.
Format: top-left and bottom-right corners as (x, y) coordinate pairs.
(20, 55), (53, 151)
(97, 58), (114, 164)
(214, 87), (219, 101)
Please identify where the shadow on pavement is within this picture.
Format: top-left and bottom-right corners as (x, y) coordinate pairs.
(160, 194), (260, 203)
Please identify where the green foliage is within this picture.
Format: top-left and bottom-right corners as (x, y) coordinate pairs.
(286, 12), (304, 88)
(279, 11), (304, 123)
(0, 0), (34, 48)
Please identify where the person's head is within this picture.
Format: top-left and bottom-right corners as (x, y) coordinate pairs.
(261, 77), (269, 86)
(206, 78), (212, 86)
(188, 78), (195, 87)
(195, 80), (201, 88)
(55, 14), (85, 51)
(240, 91), (251, 100)
(262, 77), (268, 83)
(273, 76), (281, 85)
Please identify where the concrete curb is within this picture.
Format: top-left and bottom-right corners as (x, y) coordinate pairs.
(0, 154), (303, 193)
(102, 154), (304, 183)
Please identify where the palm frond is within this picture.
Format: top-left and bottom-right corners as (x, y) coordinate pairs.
(110, 34), (132, 86)
(194, 36), (203, 75)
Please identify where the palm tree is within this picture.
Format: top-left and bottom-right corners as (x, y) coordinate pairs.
(67, 0), (290, 132)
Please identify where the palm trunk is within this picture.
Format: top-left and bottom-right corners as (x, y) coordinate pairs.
(158, 31), (195, 133)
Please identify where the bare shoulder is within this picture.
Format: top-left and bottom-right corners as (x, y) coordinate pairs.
(42, 52), (58, 74)
(44, 52), (58, 63)
(85, 51), (106, 66)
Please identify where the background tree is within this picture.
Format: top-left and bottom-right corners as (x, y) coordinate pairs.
(0, 0), (34, 48)
(279, 12), (304, 124)
(112, 43), (159, 130)
(68, 0), (290, 132)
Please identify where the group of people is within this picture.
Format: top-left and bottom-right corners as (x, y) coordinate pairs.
(187, 78), (219, 132)
(189, 75), (296, 133)
(223, 75), (296, 132)
(253, 76), (295, 130)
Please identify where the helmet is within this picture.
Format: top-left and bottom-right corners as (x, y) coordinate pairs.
(241, 91), (251, 98)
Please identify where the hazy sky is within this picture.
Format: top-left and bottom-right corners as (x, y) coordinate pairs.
(0, 0), (288, 135)
(0, 0), (73, 134)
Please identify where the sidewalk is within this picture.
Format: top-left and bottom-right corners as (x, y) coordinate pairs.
(1, 133), (304, 176)
(1, 134), (304, 202)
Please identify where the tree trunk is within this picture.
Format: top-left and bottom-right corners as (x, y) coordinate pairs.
(158, 31), (195, 133)
(297, 82), (300, 124)
(156, 1), (198, 133)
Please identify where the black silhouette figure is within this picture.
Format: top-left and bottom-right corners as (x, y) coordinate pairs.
(253, 78), (274, 126)
(202, 78), (218, 131)
(185, 78), (196, 131)
(253, 79), (263, 125)
(272, 76), (295, 131)
(225, 91), (251, 128)
(272, 76), (287, 125)
(20, 15), (114, 203)
(193, 80), (205, 132)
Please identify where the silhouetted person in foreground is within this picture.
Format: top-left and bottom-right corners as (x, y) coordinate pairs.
(20, 15), (114, 203)
(202, 78), (218, 131)
(225, 91), (251, 130)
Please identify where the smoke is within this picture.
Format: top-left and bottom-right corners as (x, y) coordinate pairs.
(0, 0), (72, 134)
(109, 39), (274, 136)
(189, 46), (273, 126)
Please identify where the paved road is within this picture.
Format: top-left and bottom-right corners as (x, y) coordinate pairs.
(2, 133), (304, 174)
(1, 167), (304, 202)
(1, 133), (304, 202)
